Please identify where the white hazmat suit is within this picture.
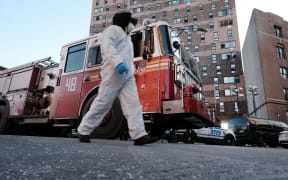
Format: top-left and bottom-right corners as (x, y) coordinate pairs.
(77, 23), (147, 140)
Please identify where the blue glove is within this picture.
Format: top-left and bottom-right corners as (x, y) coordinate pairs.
(116, 63), (128, 74)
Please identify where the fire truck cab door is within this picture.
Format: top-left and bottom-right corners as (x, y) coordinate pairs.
(53, 42), (86, 118)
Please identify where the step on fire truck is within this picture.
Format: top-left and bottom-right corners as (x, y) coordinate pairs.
(0, 20), (215, 139)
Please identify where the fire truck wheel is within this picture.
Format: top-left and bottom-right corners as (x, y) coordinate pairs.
(0, 105), (10, 134)
(80, 95), (127, 139)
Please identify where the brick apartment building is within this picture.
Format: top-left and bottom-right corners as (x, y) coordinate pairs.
(242, 9), (288, 121)
(90, 0), (247, 123)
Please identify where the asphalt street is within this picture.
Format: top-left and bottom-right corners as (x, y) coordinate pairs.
(0, 135), (287, 180)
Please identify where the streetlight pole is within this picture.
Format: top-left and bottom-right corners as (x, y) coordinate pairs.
(230, 86), (242, 117)
(248, 86), (259, 117)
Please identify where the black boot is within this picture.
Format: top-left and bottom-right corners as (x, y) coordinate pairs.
(79, 134), (91, 143)
(134, 135), (159, 145)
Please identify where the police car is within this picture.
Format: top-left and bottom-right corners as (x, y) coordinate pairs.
(193, 127), (236, 145)
(164, 127), (236, 145)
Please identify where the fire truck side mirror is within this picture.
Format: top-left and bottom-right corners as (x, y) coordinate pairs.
(173, 41), (180, 50)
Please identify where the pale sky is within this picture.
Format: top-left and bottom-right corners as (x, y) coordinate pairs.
(0, 0), (287, 68)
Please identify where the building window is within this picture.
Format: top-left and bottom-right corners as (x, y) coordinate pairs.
(276, 45), (286, 59)
(210, 22), (214, 31)
(214, 90), (220, 99)
(93, 24), (97, 34)
(166, 0), (180, 7)
(117, 3), (121, 9)
(211, 43), (216, 52)
(187, 35), (192, 44)
(224, 0), (229, 7)
(132, 7), (144, 13)
(184, 25), (190, 32)
(105, 14), (110, 20)
(147, 5), (152, 11)
(106, 6), (110, 11)
(130, 0), (138, 6)
(156, 3), (161, 10)
(202, 66), (207, 76)
(186, 7), (191, 14)
(280, 67), (288, 79)
(214, 77), (219, 86)
(221, 52), (237, 60)
(208, 12), (213, 19)
(194, 45), (200, 53)
(193, 15), (198, 21)
(214, 32), (219, 41)
(95, 7), (104, 14)
(200, 34), (205, 42)
(174, 8), (179, 16)
(219, 19), (233, 27)
(162, 11), (167, 20)
(283, 88), (288, 100)
(274, 25), (282, 37)
(216, 65), (221, 75)
(219, 102), (225, 112)
(224, 76), (240, 84)
(211, 1), (216, 9)
(230, 64), (236, 73)
(184, 16), (188, 24)
(173, 18), (181, 24)
(221, 41), (236, 49)
(124, 2), (128, 8)
(184, 0), (195, 3)
(224, 89), (233, 96)
(198, 4), (203, 11)
(94, 15), (103, 22)
(227, 30), (233, 39)
(218, 9), (232, 17)
(212, 54), (217, 63)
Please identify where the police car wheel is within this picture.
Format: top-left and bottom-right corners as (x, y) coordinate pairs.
(224, 135), (235, 146)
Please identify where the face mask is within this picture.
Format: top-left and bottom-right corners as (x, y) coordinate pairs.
(127, 22), (136, 33)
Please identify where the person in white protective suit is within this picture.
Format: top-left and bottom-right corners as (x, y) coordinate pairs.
(77, 12), (159, 145)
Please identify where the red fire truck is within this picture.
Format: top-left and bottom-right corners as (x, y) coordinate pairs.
(0, 21), (214, 139)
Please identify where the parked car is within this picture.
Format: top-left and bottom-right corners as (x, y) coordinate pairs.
(162, 127), (236, 145)
(279, 130), (288, 148)
(227, 117), (287, 147)
(194, 127), (236, 145)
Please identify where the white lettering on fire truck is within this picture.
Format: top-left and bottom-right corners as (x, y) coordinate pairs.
(66, 77), (77, 92)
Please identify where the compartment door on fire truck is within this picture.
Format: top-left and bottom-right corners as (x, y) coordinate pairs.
(54, 42), (86, 118)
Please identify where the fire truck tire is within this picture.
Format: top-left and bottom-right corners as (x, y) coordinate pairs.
(0, 105), (10, 134)
(80, 95), (127, 139)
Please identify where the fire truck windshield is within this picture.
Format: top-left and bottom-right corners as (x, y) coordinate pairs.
(158, 25), (173, 55)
